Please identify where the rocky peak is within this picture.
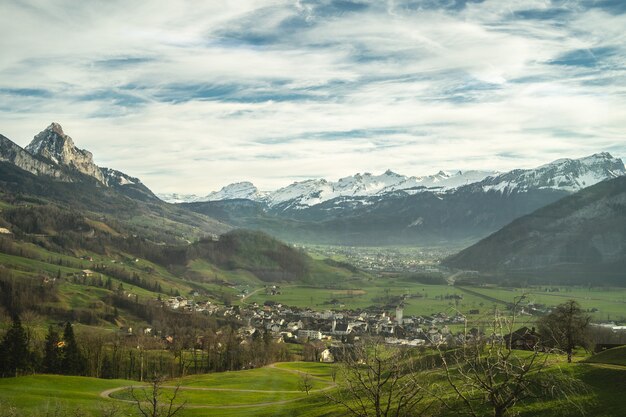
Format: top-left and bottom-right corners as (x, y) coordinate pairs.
(0, 133), (69, 180)
(26, 123), (106, 184)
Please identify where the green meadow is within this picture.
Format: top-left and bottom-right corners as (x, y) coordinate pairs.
(1, 350), (625, 417)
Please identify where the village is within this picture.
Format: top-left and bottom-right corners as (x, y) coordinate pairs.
(158, 290), (492, 362)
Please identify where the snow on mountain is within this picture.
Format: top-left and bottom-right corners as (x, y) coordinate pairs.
(205, 181), (265, 202)
(480, 152), (626, 194)
(160, 153), (624, 209)
(158, 193), (203, 204)
(101, 168), (140, 187)
(266, 179), (335, 208)
(159, 182), (265, 204)
(378, 170), (498, 194)
(244, 169), (497, 208)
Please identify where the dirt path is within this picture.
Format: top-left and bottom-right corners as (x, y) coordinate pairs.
(100, 363), (336, 409)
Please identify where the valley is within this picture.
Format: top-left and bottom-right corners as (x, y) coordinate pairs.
(0, 123), (625, 417)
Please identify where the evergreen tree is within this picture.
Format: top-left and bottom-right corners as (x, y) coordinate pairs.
(60, 322), (87, 375)
(0, 316), (31, 377)
(42, 326), (62, 374)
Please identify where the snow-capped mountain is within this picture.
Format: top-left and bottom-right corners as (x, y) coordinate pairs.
(158, 182), (265, 204)
(477, 152), (625, 194)
(266, 169), (500, 207)
(168, 152), (624, 210)
(206, 181), (266, 202)
(158, 193), (203, 204)
(181, 152), (626, 246)
(163, 169), (498, 206)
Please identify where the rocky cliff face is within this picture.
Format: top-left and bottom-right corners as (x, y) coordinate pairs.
(0, 134), (68, 180)
(25, 123), (106, 184)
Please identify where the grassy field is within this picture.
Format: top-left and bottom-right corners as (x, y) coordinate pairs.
(585, 345), (626, 366)
(242, 277), (626, 324)
(457, 285), (626, 321)
(0, 356), (625, 417)
(0, 362), (337, 417)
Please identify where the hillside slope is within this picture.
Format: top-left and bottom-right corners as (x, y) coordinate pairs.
(443, 176), (626, 285)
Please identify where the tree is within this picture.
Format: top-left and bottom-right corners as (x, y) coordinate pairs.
(130, 373), (186, 417)
(437, 305), (587, 417)
(538, 300), (591, 363)
(60, 322), (87, 375)
(325, 340), (430, 417)
(0, 315), (31, 377)
(299, 373), (313, 395)
(42, 326), (62, 374)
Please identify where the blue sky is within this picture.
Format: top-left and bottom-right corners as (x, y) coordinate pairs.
(1, 0), (625, 193)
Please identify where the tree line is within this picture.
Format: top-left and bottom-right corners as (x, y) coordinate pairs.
(0, 312), (290, 381)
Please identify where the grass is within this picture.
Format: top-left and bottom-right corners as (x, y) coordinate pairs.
(585, 345), (626, 366)
(0, 362), (337, 417)
(459, 285), (626, 321)
(245, 281), (521, 319)
(0, 349), (626, 417)
(179, 364), (331, 391)
(0, 375), (131, 414)
(110, 387), (304, 406)
(0, 358), (624, 417)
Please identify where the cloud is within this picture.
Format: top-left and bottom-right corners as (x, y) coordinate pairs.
(0, 0), (624, 193)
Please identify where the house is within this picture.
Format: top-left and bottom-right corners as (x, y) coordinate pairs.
(505, 327), (540, 350)
(332, 321), (351, 336)
(298, 329), (323, 340)
(320, 348), (335, 363)
(81, 269), (94, 277)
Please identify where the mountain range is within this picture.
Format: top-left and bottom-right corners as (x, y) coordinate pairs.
(3, 122), (626, 281)
(159, 169), (498, 206)
(177, 153), (626, 246)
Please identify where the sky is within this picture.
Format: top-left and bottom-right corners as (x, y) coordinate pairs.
(1, 0), (625, 194)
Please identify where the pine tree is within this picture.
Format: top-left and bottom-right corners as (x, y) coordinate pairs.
(42, 326), (62, 374)
(0, 316), (31, 377)
(60, 322), (87, 375)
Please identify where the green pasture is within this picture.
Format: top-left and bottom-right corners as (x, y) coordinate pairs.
(461, 286), (626, 321)
(0, 357), (625, 417)
(0, 362), (336, 417)
(585, 345), (626, 366)
(245, 281), (510, 317)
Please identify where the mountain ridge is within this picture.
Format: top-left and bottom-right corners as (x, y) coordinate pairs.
(442, 175), (626, 285)
(161, 153), (625, 210)
(180, 153), (625, 246)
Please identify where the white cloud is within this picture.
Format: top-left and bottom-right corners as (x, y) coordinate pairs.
(0, 0), (624, 193)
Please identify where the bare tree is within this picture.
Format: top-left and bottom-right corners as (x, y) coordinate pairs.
(437, 304), (587, 417)
(299, 372), (314, 395)
(325, 340), (431, 417)
(130, 373), (186, 417)
(538, 300), (591, 363)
